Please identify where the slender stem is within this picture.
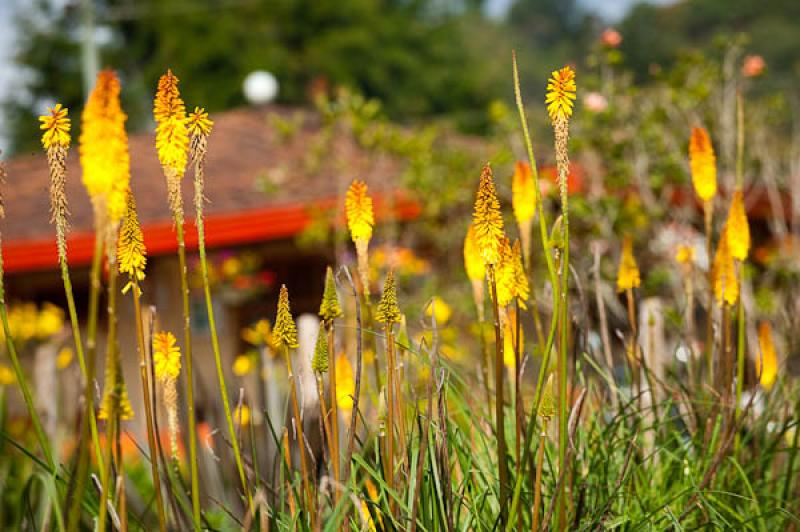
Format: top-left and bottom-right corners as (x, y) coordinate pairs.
(488, 265), (509, 523)
(0, 236), (55, 472)
(132, 284), (168, 531)
(385, 324), (395, 500)
(283, 344), (313, 523)
(173, 221), (201, 530)
(704, 200), (715, 384)
(86, 231), (106, 476)
(98, 265), (119, 532)
(61, 246), (103, 532)
(531, 431), (547, 532)
(734, 267), (746, 453)
(557, 151), (570, 532)
(326, 324), (341, 508)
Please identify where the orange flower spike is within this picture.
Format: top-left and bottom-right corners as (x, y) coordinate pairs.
(726, 190), (750, 261)
(512, 161), (536, 226)
(80, 70), (131, 224)
(689, 127), (717, 202)
(472, 164), (505, 266)
(345, 180), (374, 294)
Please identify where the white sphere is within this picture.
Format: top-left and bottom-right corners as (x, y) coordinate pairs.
(243, 71), (278, 105)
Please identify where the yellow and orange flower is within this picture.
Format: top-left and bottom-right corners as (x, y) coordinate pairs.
(512, 161), (536, 226)
(545, 66), (577, 122)
(80, 70), (131, 223)
(153, 331), (182, 382)
(153, 69), (189, 176)
(187, 106), (213, 138)
(472, 165), (505, 266)
(689, 127), (717, 202)
(39, 103), (71, 149)
(726, 190), (750, 261)
(345, 180), (374, 243)
(463, 224), (485, 282)
(117, 192), (147, 294)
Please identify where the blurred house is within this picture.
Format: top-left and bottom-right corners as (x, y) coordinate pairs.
(0, 106), (419, 438)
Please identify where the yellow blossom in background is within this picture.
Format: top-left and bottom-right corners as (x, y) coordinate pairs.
(370, 245), (430, 279)
(39, 103), (71, 149)
(463, 224), (485, 282)
(335, 353), (355, 412)
(234, 404), (251, 426)
(345, 180), (374, 242)
(689, 127), (717, 202)
(726, 190), (750, 261)
(472, 164), (505, 265)
(274, 285), (299, 348)
(503, 311), (523, 368)
(241, 319), (276, 350)
(0, 364), (15, 385)
(117, 192), (147, 294)
(616, 236), (641, 292)
(675, 244), (695, 265)
(512, 161), (536, 225)
(711, 227), (738, 305)
(80, 70), (131, 223)
(232, 354), (255, 377)
(153, 331), (182, 381)
(545, 66), (577, 122)
(756, 322), (778, 390)
(187, 106), (213, 138)
(153, 70), (189, 176)
(36, 303), (64, 339)
(57, 347), (74, 370)
(425, 296), (452, 325)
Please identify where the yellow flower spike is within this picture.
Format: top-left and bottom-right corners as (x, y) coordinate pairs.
(335, 353), (355, 412)
(39, 103), (71, 149)
(312, 322), (329, 373)
(319, 266), (343, 324)
(187, 106), (213, 139)
(689, 127), (717, 202)
(616, 236), (641, 293)
(274, 285), (299, 348)
(234, 404), (251, 426)
(117, 192), (147, 295)
(711, 226), (739, 306)
(345, 180), (374, 294)
(726, 190), (750, 261)
(154, 70), (189, 218)
(375, 270), (401, 324)
(756, 321), (778, 390)
(545, 66), (577, 122)
(80, 70), (131, 224)
(472, 164), (505, 266)
(153, 331), (182, 382)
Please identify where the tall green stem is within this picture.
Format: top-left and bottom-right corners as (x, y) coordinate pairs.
(488, 265), (509, 524)
(194, 178), (252, 513)
(283, 344), (312, 524)
(174, 220), (202, 530)
(98, 264), (119, 532)
(132, 284), (168, 531)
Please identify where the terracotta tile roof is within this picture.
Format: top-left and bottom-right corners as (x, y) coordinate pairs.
(0, 107), (417, 272)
